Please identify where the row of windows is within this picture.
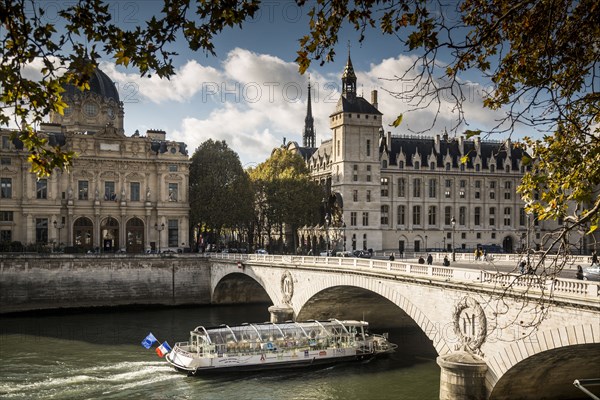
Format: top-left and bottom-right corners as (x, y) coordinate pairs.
(0, 178), (179, 202)
(347, 206), (535, 227)
(382, 178), (515, 200)
(387, 160), (527, 173)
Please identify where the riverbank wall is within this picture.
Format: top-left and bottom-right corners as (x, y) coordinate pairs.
(0, 255), (212, 314)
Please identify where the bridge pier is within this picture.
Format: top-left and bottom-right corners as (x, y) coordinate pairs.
(268, 305), (294, 323)
(437, 352), (488, 400)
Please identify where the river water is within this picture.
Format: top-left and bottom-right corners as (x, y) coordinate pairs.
(0, 305), (440, 400)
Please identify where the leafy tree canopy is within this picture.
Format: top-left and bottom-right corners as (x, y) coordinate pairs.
(189, 139), (254, 234)
(249, 148), (322, 239)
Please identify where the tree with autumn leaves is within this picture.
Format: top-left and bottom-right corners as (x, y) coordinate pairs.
(247, 148), (322, 254)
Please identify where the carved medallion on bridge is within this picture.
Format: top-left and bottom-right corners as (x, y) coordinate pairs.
(453, 296), (487, 356)
(280, 270), (294, 305)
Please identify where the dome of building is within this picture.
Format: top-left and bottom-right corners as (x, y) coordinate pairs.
(63, 66), (120, 103)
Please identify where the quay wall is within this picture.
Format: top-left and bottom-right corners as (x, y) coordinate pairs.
(0, 255), (212, 313)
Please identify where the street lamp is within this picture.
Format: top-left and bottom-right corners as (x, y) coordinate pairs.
(324, 213), (331, 255)
(342, 222), (346, 251)
(154, 223), (165, 253)
(425, 235), (428, 252)
(53, 220), (64, 251)
(451, 216), (456, 262)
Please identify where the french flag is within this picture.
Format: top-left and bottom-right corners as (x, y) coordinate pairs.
(155, 341), (172, 357)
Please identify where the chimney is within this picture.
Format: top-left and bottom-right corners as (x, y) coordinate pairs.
(387, 131), (392, 150)
(434, 134), (441, 153)
(146, 129), (166, 141)
(371, 90), (378, 109)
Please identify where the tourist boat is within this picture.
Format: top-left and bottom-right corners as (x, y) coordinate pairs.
(165, 319), (397, 374)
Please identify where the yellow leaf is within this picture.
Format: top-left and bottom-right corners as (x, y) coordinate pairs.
(390, 114), (403, 127)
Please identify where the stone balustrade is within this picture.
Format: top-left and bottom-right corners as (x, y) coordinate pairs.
(208, 253), (600, 303)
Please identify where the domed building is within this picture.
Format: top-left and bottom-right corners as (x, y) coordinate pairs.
(0, 65), (190, 253)
(50, 66), (125, 135)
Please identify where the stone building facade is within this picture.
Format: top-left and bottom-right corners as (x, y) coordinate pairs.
(290, 53), (563, 254)
(0, 66), (190, 253)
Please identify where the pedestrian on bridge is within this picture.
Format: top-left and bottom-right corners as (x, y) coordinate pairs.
(427, 254), (433, 265)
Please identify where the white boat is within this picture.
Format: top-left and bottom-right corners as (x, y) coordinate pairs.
(165, 319), (397, 374)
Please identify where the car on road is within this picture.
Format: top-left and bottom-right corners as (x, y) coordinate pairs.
(583, 264), (600, 281)
(255, 249), (268, 255)
(353, 250), (373, 259)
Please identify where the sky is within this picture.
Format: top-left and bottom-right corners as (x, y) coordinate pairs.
(24, 0), (515, 167)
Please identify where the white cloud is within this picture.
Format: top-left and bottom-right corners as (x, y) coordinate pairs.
(170, 48), (337, 163)
(105, 49), (510, 165)
(358, 54), (507, 135)
(101, 60), (222, 104)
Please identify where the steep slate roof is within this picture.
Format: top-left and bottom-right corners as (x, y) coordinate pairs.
(296, 146), (318, 161)
(334, 96), (383, 115)
(387, 136), (528, 171)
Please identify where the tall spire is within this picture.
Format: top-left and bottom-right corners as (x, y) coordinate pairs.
(303, 76), (316, 148)
(342, 43), (357, 99)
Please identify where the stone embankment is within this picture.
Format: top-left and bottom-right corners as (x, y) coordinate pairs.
(0, 255), (212, 313)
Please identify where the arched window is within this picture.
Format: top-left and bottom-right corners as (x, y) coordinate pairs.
(126, 217), (145, 253)
(73, 217), (93, 250)
(101, 217), (119, 252)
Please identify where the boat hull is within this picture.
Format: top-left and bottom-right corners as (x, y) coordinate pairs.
(173, 355), (374, 376)
(166, 349), (376, 375)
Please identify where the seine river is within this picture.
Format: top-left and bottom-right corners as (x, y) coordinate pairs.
(0, 304), (440, 400)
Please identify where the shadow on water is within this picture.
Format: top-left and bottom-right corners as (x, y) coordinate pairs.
(0, 304), (437, 356)
(0, 303), (272, 346)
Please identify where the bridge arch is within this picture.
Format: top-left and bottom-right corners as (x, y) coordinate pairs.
(487, 323), (600, 400)
(290, 276), (452, 356)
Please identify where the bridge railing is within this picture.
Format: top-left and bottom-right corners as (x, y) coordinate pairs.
(208, 253), (600, 302)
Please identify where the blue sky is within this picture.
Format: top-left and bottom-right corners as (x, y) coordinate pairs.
(25, 0), (513, 166)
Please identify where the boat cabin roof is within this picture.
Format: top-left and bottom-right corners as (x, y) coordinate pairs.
(190, 319), (368, 345)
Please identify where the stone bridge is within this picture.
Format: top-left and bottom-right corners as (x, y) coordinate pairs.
(207, 253), (600, 400)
